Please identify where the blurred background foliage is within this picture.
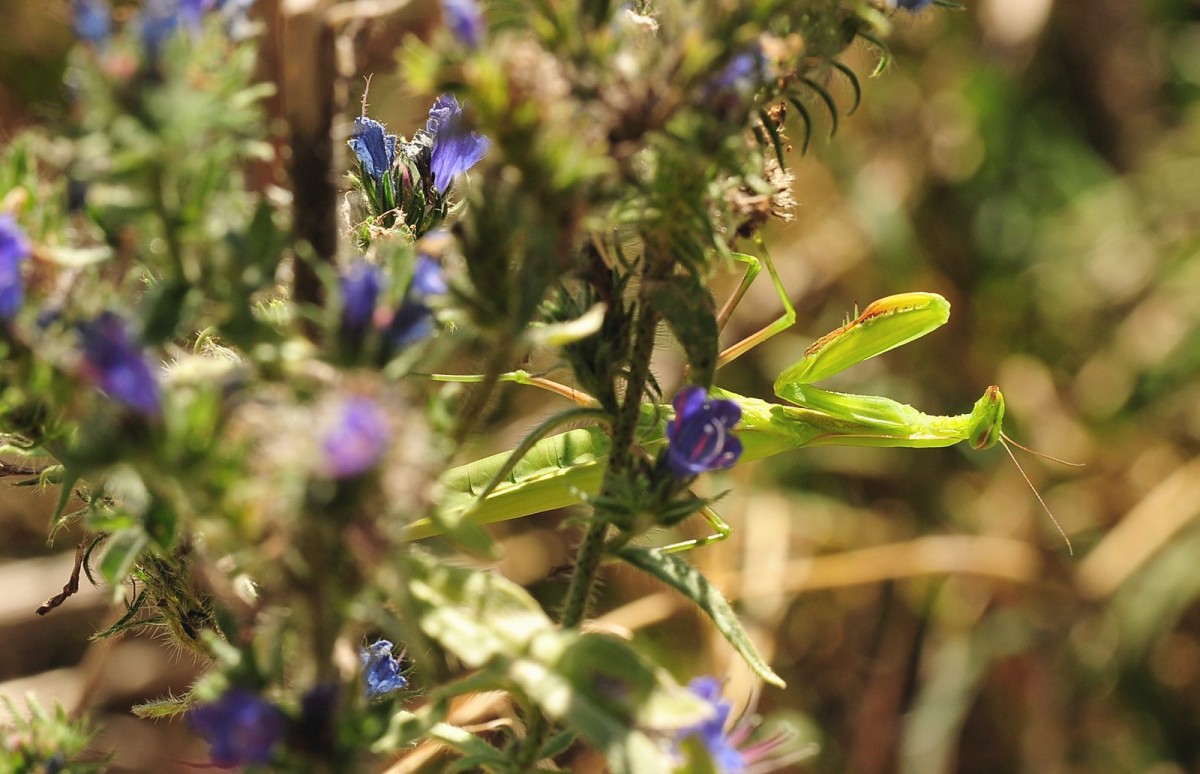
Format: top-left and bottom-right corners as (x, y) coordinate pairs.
(4, 0), (1200, 772)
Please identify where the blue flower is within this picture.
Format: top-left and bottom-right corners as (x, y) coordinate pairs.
(703, 46), (769, 113)
(339, 261), (382, 341)
(426, 94), (491, 194)
(322, 397), (390, 479)
(77, 313), (162, 417)
(676, 677), (747, 773)
(348, 116), (398, 194)
(297, 683), (339, 755)
(361, 639), (408, 699)
(73, 0), (112, 45)
(664, 386), (742, 478)
(675, 677), (801, 773)
(712, 50), (764, 93)
(441, 0), (484, 48)
(891, 0), (935, 10)
(190, 688), (286, 768)
(386, 255), (446, 350)
(409, 253), (448, 296)
(139, 0), (210, 56)
(0, 214), (31, 320)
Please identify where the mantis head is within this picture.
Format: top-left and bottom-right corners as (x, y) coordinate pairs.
(967, 385), (1005, 451)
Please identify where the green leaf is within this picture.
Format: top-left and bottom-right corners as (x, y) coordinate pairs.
(537, 729), (578, 762)
(506, 639), (690, 774)
(427, 722), (510, 771)
(406, 554), (711, 772)
(99, 529), (151, 589)
(407, 553), (555, 667)
(616, 547), (785, 688)
(648, 272), (718, 387)
(140, 277), (191, 343)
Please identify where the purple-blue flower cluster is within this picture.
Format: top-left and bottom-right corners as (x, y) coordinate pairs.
(73, 0), (246, 49)
(190, 688), (287, 768)
(441, 0), (485, 48)
(361, 639), (408, 699)
(387, 254), (448, 349)
(676, 677), (747, 773)
(426, 94), (491, 194)
(337, 255), (447, 355)
(674, 677), (797, 773)
(348, 116), (398, 203)
(322, 397), (391, 479)
(139, 0), (213, 56)
(0, 214), (30, 321)
(339, 260), (383, 341)
(73, 0), (113, 45)
(77, 313), (163, 417)
(890, 0), (935, 10)
(347, 95), (489, 230)
(664, 386), (742, 478)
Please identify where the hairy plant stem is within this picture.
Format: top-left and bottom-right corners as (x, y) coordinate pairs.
(519, 259), (664, 766)
(562, 284), (661, 626)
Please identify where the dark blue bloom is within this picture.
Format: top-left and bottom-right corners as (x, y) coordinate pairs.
(426, 94), (491, 194)
(297, 683), (339, 755)
(339, 261), (382, 341)
(409, 253), (448, 296)
(73, 0), (112, 45)
(137, 0), (213, 59)
(892, 0), (935, 9)
(322, 397), (390, 479)
(190, 688), (286, 768)
(77, 313), (162, 417)
(361, 639), (408, 699)
(441, 0), (484, 48)
(178, 0), (214, 27)
(703, 46), (768, 113)
(664, 386), (742, 478)
(0, 214), (31, 320)
(676, 677), (747, 773)
(712, 50), (763, 93)
(386, 255), (446, 350)
(348, 116), (398, 193)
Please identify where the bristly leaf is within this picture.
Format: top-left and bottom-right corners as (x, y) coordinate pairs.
(857, 31), (894, 76)
(132, 691), (194, 719)
(616, 546), (786, 688)
(757, 108), (789, 169)
(788, 97), (814, 154)
(830, 60), (862, 115)
(649, 271), (719, 387)
(800, 77), (840, 138)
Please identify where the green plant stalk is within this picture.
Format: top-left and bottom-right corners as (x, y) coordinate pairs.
(517, 263), (663, 766)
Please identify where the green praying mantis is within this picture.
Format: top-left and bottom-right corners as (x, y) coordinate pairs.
(407, 244), (1072, 553)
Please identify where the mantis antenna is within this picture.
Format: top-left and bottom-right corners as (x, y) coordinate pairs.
(999, 430), (1083, 556)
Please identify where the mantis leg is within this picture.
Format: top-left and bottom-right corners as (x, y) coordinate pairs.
(656, 504), (733, 555)
(716, 237), (798, 369)
(425, 370), (598, 406)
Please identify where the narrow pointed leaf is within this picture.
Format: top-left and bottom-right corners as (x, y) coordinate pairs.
(616, 546), (785, 687)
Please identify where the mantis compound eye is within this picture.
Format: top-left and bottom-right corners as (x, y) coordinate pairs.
(967, 386), (1005, 451)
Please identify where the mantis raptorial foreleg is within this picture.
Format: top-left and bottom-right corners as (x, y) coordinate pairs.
(639, 241), (802, 555)
(716, 239), (798, 368)
(656, 505), (733, 555)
